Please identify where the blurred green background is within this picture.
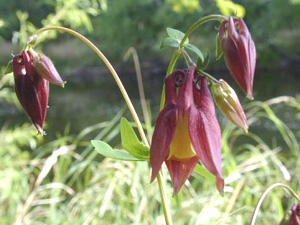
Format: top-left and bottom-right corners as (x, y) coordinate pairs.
(0, 0), (299, 224)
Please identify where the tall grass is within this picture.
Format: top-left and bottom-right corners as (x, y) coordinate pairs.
(0, 93), (299, 224)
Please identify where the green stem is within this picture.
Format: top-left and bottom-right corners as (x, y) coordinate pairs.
(32, 26), (173, 225)
(180, 14), (227, 48)
(197, 69), (219, 83)
(250, 183), (300, 225)
(157, 173), (173, 225)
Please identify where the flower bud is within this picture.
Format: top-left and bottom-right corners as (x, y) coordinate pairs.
(33, 53), (65, 87)
(219, 17), (256, 99)
(13, 50), (49, 135)
(290, 204), (300, 225)
(211, 79), (248, 132)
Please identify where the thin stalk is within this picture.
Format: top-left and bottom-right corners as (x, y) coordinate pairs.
(197, 69), (219, 83)
(250, 183), (300, 225)
(32, 26), (173, 225)
(180, 14), (227, 48)
(157, 173), (172, 225)
(124, 47), (152, 140)
(33, 26), (148, 145)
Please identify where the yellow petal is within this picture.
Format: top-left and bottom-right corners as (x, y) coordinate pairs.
(167, 114), (196, 160)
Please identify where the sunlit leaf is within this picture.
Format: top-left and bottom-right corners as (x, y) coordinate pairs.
(166, 27), (188, 44)
(160, 37), (180, 49)
(120, 117), (149, 160)
(91, 140), (141, 161)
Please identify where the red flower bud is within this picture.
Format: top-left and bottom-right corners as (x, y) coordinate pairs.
(211, 79), (248, 131)
(219, 17), (256, 99)
(33, 53), (65, 87)
(150, 67), (223, 194)
(13, 50), (49, 135)
(290, 204), (300, 225)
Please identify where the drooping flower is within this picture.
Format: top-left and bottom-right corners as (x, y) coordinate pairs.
(290, 204), (300, 225)
(13, 50), (49, 135)
(150, 67), (224, 194)
(211, 79), (248, 131)
(219, 16), (256, 99)
(33, 53), (65, 87)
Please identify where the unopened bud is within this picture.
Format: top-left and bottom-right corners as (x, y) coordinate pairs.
(33, 53), (65, 87)
(211, 79), (248, 132)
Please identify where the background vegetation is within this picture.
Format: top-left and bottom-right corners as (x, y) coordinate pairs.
(0, 0), (299, 224)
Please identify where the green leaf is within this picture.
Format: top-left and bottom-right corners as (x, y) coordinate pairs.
(193, 164), (214, 180)
(196, 53), (210, 71)
(216, 32), (223, 60)
(166, 27), (188, 44)
(184, 43), (204, 62)
(5, 60), (13, 75)
(160, 37), (180, 49)
(120, 117), (150, 161)
(91, 140), (141, 161)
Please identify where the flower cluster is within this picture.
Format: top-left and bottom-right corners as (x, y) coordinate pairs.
(12, 50), (64, 135)
(150, 16), (256, 194)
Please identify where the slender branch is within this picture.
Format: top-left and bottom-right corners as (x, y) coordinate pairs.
(157, 173), (173, 225)
(197, 69), (219, 83)
(250, 183), (300, 225)
(180, 14), (227, 48)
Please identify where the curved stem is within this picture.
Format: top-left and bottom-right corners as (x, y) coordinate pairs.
(180, 14), (227, 48)
(250, 183), (300, 225)
(33, 26), (148, 146)
(32, 26), (173, 225)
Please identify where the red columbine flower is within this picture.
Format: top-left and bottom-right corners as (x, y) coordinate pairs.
(290, 204), (300, 225)
(150, 67), (224, 195)
(219, 16), (256, 99)
(13, 50), (49, 135)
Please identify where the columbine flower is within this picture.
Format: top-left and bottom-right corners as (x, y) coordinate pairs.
(33, 53), (65, 87)
(211, 79), (248, 131)
(290, 204), (300, 225)
(219, 16), (256, 99)
(150, 67), (223, 194)
(13, 50), (49, 135)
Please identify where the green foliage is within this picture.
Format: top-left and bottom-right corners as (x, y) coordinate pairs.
(1, 96), (299, 224)
(92, 140), (141, 161)
(120, 117), (149, 160)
